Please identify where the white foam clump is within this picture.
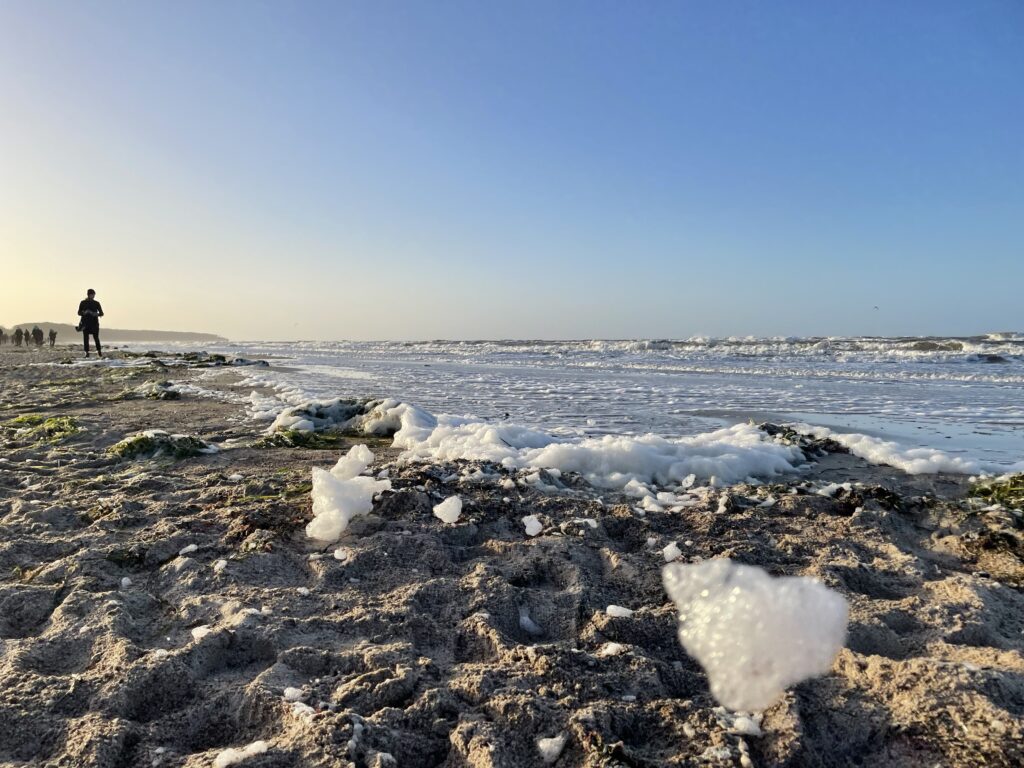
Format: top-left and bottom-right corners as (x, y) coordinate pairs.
(816, 482), (852, 497)
(518, 605), (543, 635)
(596, 642), (627, 657)
(212, 740), (269, 768)
(307, 445), (391, 543)
(731, 714), (762, 736)
(363, 398), (438, 441)
(178, 544), (197, 556)
(522, 515), (543, 536)
(268, 398), (373, 433)
(522, 422), (804, 487)
(662, 559), (848, 711)
(606, 605), (634, 618)
(834, 432), (988, 474)
(364, 398), (1024, 486)
(191, 625), (213, 641)
(536, 732), (568, 764)
(283, 687), (303, 701)
(433, 496), (463, 524)
(796, 423), (1024, 475)
(662, 542), (682, 562)
(374, 399), (804, 489)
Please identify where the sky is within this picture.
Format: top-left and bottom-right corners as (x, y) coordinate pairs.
(1, 1), (1022, 341)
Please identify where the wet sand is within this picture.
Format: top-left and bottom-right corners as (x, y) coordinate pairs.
(0, 347), (1021, 767)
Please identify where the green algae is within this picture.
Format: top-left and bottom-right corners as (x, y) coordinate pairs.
(108, 431), (214, 460)
(5, 414), (81, 443)
(113, 381), (182, 401)
(253, 429), (350, 449)
(970, 474), (1024, 511)
(10, 414), (45, 426)
(236, 480), (313, 504)
(36, 378), (91, 388)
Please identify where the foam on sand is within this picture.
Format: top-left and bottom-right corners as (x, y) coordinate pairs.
(522, 515), (543, 536)
(536, 733), (568, 764)
(307, 445), (390, 543)
(212, 740), (269, 767)
(662, 559), (848, 711)
(795, 423), (1024, 476)
(330, 443), (375, 480)
(281, 392), (1022, 490)
(368, 400), (806, 489)
(432, 496), (463, 524)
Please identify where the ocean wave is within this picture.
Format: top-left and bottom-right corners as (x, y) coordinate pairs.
(262, 335), (1024, 370)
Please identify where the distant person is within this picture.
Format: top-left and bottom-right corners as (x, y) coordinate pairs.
(48, 329), (57, 347)
(13, 328), (23, 347)
(77, 288), (104, 358)
(0, 328), (6, 345)
(32, 326), (44, 346)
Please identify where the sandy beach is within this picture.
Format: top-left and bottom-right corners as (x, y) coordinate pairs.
(0, 347), (1021, 767)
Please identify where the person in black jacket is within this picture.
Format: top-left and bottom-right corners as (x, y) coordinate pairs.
(78, 289), (104, 358)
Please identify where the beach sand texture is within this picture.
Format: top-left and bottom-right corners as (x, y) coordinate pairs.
(0, 347), (1021, 767)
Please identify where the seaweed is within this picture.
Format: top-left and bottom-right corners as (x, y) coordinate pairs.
(107, 430), (214, 460)
(114, 381), (182, 401)
(253, 429), (350, 449)
(36, 378), (91, 388)
(10, 414), (45, 426)
(235, 480), (313, 504)
(181, 352), (228, 366)
(5, 414), (81, 443)
(758, 422), (846, 455)
(970, 474), (1024, 511)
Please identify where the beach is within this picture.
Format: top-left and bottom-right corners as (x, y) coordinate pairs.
(0, 347), (1021, 767)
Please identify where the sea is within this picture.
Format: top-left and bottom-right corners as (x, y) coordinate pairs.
(135, 334), (1024, 469)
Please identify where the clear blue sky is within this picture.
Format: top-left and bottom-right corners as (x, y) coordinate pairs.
(1, 1), (1021, 340)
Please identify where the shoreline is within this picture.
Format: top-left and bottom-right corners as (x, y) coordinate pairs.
(105, 336), (1024, 472)
(0, 349), (1021, 766)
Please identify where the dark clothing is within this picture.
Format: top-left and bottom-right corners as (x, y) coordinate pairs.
(78, 297), (103, 356)
(78, 299), (103, 333)
(83, 330), (101, 356)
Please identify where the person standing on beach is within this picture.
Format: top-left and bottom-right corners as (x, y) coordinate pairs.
(13, 328), (23, 347)
(48, 329), (57, 347)
(77, 289), (104, 358)
(0, 328), (6, 345)
(32, 326), (44, 346)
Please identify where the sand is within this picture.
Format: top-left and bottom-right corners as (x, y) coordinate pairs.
(0, 345), (1021, 767)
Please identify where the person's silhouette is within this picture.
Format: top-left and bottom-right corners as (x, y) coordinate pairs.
(77, 289), (104, 358)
